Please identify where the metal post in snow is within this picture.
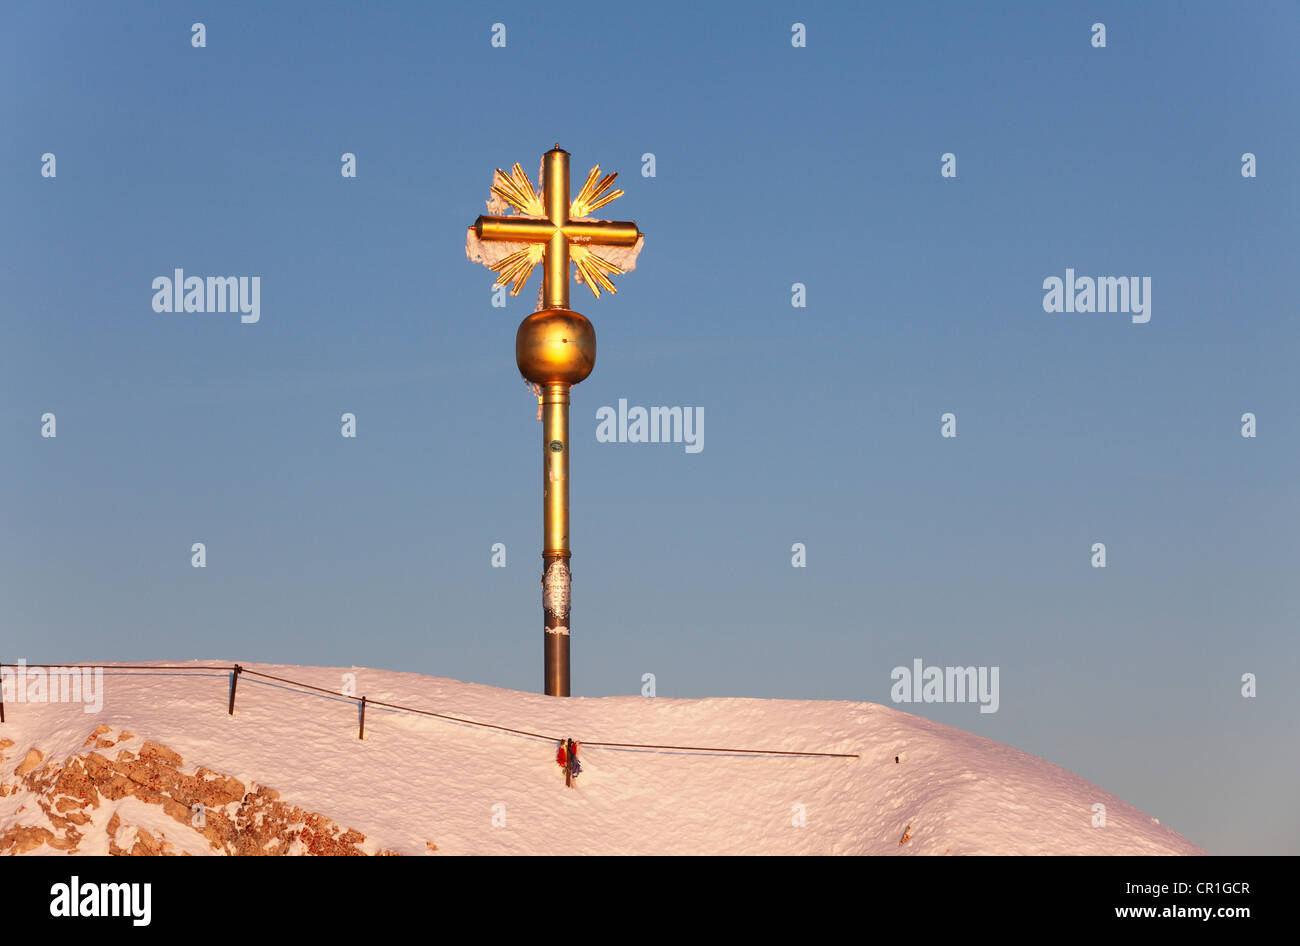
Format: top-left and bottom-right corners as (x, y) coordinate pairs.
(228, 664), (243, 715)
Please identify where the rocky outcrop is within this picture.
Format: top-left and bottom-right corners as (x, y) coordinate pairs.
(0, 726), (407, 855)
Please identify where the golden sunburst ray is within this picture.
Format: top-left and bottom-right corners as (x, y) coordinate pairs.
(489, 244), (545, 295)
(570, 246), (623, 298)
(569, 166), (624, 218)
(491, 163), (545, 216)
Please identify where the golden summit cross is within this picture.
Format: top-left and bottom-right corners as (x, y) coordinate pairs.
(466, 145), (645, 698)
(472, 145), (642, 307)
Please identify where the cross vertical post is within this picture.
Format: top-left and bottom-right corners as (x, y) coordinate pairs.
(542, 147), (570, 310)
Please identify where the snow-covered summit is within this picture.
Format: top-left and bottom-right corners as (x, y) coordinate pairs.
(0, 661), (1205, 855)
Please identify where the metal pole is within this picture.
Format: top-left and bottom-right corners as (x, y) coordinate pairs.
(542, 381), (572, 696)
(228, 664), (242, 715)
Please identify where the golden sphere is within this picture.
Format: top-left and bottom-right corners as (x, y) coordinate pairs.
(516, 308), (596, 385)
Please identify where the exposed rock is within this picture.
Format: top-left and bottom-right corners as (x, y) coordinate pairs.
(6, 825), (58, 854)
(129, 827), (170, 857)
(139, 741), (183, 767)
(14, 748), (42, 777)
(0, 728), (404, 856)
(83, 725), (112, 747)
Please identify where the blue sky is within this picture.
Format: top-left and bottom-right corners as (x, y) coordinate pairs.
(2, 1), (1297, 854)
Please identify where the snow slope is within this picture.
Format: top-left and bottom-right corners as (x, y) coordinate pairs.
(0, 661), (1205, 855)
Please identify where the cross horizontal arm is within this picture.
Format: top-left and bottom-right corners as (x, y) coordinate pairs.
(475, 216), (642, 248)
(562, 220), (641, 246)
(475, 215), (554, 243)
